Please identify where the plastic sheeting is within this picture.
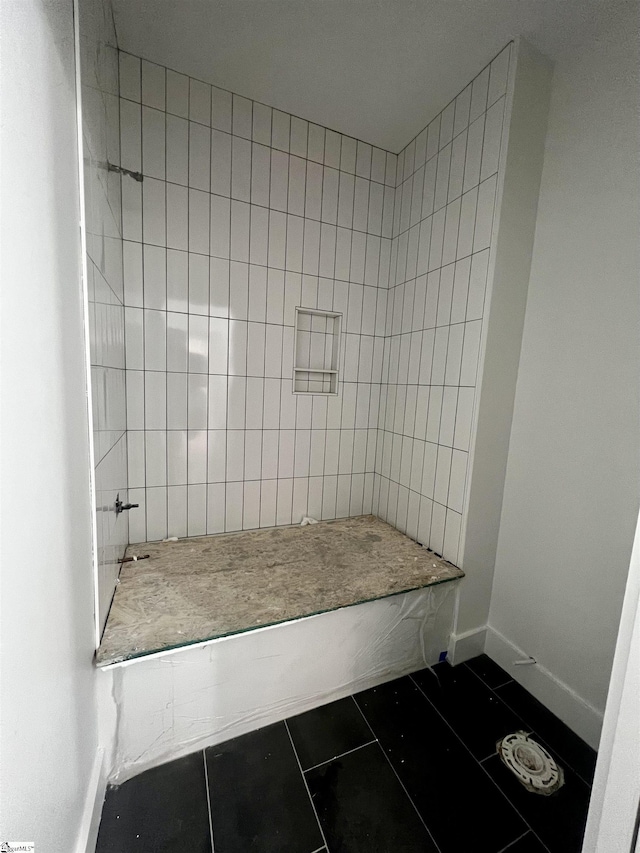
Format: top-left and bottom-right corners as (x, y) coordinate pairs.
(100, 581), (459, 783)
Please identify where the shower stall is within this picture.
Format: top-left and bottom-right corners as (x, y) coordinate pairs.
(79, 0), (554, 781)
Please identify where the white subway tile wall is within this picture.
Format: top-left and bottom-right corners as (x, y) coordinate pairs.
(119, 52), (396, 542)
(374, 45), (511, 566)
(80, 0), (128, 632)
(117, 45), (511, 561)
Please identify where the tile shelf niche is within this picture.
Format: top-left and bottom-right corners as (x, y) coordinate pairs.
(293, 306), (342, 395)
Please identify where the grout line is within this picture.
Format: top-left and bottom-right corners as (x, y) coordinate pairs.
(409, 673), (552, 853)
(284, 720), (331, 853)
(495, 830), (533, 853)
(221, 96), (234, 535)
(126, 467), (473, 533)
(302, 739), (378, 774)
(349, 693), (380, 740)
(479, 752), (500, 764)
(117, 238), (494, 292)
(202, 749), (216, 852)
(184, 107), (192, 540)
(388, 202), (408, 530)
(126, 176), (393, 237)
(253, 109), (270, 531)
(492, 677), (516, 690)
(137, 76), (149, 544)
(240, 100), (254, 533)
(91, 255), (125, 308)
(119, 51), (396, 158)
(203, 80), (214, 539)
(345, 193), (365, 517)
(290, 116), (307, 510)
(351, 695), (444, 853)
(164, 78), (170, 541)
(400, 42), (513, 158)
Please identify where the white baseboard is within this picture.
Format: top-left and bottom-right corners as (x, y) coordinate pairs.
(75, 748), (106, 853)
(485, 626), (603, 749)
(448, 626), (487, 665)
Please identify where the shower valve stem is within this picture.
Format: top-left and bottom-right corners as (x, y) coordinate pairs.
(107, 161), (143, 182)
(115, 493), (139, 514)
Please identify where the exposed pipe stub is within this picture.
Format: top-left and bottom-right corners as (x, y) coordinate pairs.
(107, 161), (143, 182)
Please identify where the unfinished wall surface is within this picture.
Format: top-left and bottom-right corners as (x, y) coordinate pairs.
(0, 0), (99, 847)
(119, 51), (396, 542)
(487, 3), (640, 747)
(80, 0), (128, 634)
(100, 581), (458, 782)
(374, 46), (512, 567)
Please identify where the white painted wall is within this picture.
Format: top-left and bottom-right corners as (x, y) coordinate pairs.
(0, 0), (99, 848)
(488, 1), (640, 741)
(111, 0), (620, 152)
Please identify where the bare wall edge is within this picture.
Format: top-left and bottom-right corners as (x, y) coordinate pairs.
(98, 583), (458, 782)
(582, 512), (640, 851)
(74, 748), (105, 853)
(455, 39), (554, 635)
(485, 626), (603, 749)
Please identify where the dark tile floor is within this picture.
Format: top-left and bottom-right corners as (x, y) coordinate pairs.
(96, 654), (596, 853)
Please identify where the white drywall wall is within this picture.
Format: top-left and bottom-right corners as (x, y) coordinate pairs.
(455, 39), (553, 646)
(488, 0), (640, 739)
(112, 0), (621, 152)
(0, 0), (99, 848)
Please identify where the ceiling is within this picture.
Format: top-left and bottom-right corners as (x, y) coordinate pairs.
(112, 0), (619, 152)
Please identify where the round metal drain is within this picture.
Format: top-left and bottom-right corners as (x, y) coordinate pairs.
(497, 731), (564, 796)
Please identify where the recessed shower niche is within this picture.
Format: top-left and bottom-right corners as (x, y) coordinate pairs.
(293, 307), (342, 394)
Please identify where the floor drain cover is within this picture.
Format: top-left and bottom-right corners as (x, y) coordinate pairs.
(497, 731), (564, 795)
